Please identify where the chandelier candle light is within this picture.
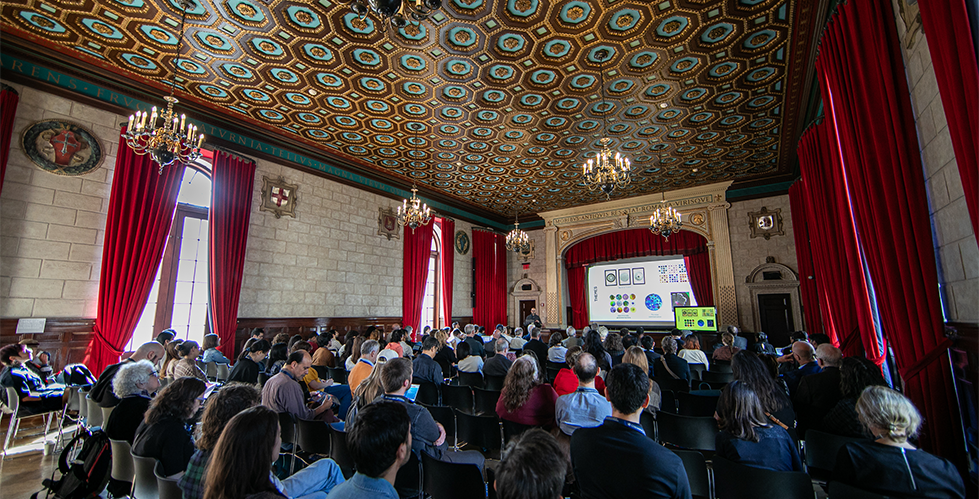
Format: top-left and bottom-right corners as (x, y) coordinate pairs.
(397, 122), (433, 232)
(649, 193), (683, 239)
(581, 49), (632, 199)
(505, 211), (530, 253)
(349, 0), (443, 31)
(123, 0), (203, 173)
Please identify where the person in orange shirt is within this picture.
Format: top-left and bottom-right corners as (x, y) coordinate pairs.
(348, 339), (380, 391)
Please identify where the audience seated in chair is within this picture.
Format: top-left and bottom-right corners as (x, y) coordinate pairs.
(432, 329), (457, 369)
(604, 333), (626, 367)
(228, 340), (271, 385)
(622, 346), (662, 415)
(347, 358), (387, 423)
(555, 352), (611, 436)
(732, 350), (795, 429)
(832, 386), (965, 499)
(677, 334), (709, 371)
(778, 340), (821, 396)
(714, 381), (802, 472)
(412, 336), (444, 385)
(0, 343), (68, 415)
(793, 344), (843, 436)
(462, 324), (486, 359)
(89, 341), (164, 408)
(325, 402), (411, 499)
(105, 360), (160, 445)
(712, 333), (742, 363)
(821, 356), (887, 438)
(547, 332), (568, 364)
(495, 429), (565, 499)
(483, 338), (514, 377)
(173, 341), (208, 382)
(523, 327), (549, 371)
(583, 330), (613, 373)
(162, 339), (184, 379)
(347, 340), (379, 391)
(311, 334), (336, 369)
(293, 341), (352, 421)
(496, 355), (558, 429)
(653, 336), (690, 382)
(263, 351), (339, 423)
(201, 334), (231, 365)
(553, 347), (606, 397)
(456, 341), (483, 374)
(133, 377), (206, 477)
(571, 363), (691, 499)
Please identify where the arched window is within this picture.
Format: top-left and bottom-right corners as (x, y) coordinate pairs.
(420, 223), (442, 329)
(128, 159), (212, 349)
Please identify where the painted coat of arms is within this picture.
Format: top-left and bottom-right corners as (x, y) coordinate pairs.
(260, 176), (298, 218)
(22, 120), (104, 176)
(378, 207), (401, 240)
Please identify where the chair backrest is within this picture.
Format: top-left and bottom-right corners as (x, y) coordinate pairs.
(205, 361), (218, 380)
(131, 453), (159, 499)
(440, 384), (474, 414)
(278, 412), (297, 447)
(701, 371), (734, 383)
(328, 425), (356, 478)
(414, 381), (441, 406)
(656, 412), (717, 452)
(458, 372), (484, 388)
(394, 450), (423, 499)
(710, 363), (734, 374)
(422, 450), (486, 499)
(472, 387), (501, 417)
(328, 367), (348, 385)
(545, 366), (561, 383)
(454, 409), (502, 453)
(101, 405), (115, 427)
(77, 388), (88, 420)
(689, 363), (706, 381)
(660, 389), (678, 414)
(155, 460), (183, 499)
(215, 363), (230, 382)
(502, 419), (537, 444)
(422, 405), (455, 447)
(827, 481), (890, 499)
(483, 374), (506, 391)
(671, 449), (710, 499)
(108, 439), (135, 484)
(296, 418), (331, 456)
(639, 410), (657, 441)
(258, 372), (270, 387)
(65, 385), (81, 412)
(712, 456), (813, 499)
(86, 395), (103, 428)
(676, 392), (719, 417)
(655, 376), (691, 393)
(3, 386), (19, 415)
(803, 430), (866, 480)
(196, 359), (207, 372)
(313, 365), (330, 380)
(436, 359), (453, 380)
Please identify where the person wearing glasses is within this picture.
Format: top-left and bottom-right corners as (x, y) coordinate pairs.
(104, 360), (161, 496)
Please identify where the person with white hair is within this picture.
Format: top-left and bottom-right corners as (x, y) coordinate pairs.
(563, 326), (583, 349)
(105, 360), (160, 444)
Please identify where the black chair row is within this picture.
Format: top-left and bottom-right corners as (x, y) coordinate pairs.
(414, 382), (501, 417)
(658, 390), (720, 417)
(455, 372), (506, 391)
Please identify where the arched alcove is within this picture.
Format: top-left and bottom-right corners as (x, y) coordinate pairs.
(745, 262), (803, 337)
(510, 277), (542, 329)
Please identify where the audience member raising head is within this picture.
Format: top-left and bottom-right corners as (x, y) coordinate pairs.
(731, 350), (795, 428)
(497, 355), (558, 428)
(133, 377), (206, 476)
(495, 429), (566, 499)
(832, 386), (965, 498)
(348, 339), (380, 391)
(714, 381), (802, 472)
(203, 406), (284, 499)
(327, 402), (412, 499)
(156, 329), (175, 347)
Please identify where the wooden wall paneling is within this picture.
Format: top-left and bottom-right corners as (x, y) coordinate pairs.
(0, 318), (96, 372)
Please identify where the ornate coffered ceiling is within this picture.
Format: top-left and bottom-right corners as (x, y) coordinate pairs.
(1, 0), (818, 219)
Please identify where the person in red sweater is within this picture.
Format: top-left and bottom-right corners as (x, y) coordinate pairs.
(496, 355), (559, 428)
(553, 347), (606, 396)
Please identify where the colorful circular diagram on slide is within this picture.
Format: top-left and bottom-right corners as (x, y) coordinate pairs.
(645, 294), (663, 311)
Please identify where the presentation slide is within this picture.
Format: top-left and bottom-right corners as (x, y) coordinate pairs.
(586, 256), (698, 325)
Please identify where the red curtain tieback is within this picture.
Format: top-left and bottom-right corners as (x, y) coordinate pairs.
(898, 338), (954, 381)
(92, 328), (125, 357)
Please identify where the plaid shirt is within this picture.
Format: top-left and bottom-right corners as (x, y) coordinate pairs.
(178, 449), (210, 499)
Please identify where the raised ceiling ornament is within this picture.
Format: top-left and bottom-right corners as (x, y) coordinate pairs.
(2, 0), (805, 217)
(347, 0), (443, 32)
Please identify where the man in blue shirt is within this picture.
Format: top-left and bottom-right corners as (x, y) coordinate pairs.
(326, 401), (411, 499)
(411, 336), (443, 385)
(555, 352), (611, 435)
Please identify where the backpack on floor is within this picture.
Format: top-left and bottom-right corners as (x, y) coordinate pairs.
(33, 428), (112, 499)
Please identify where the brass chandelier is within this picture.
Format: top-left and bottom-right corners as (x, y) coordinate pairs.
(348, 0), (443, 31)
(581, 49), (631, 199)
(649, 192), (683, 239)
(123, 0), (203, 173)
(505, 210), (530, 253)
(397, 122), (433, 232)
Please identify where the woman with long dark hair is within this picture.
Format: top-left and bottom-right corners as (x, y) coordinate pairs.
(821, 356), (887, 438)
(731, 350), (795, 428)
(265, 342), (289, 376)
(203, 406), (284, 499)
(495, 355), (558, 428)
(133, 377), (206, 476)
(162, 339), (184, 378)
(714, 381), (801, 471)
(583, 330), (612, 373)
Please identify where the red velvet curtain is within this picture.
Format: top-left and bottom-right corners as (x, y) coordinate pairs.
(473, 229), (506, 327)
(567, 266), (588, 328)
(918, 0), (979, 238)
(788, 181), (824, 337)
(818, 0), (959, 460)
(797, 124), (879, 360)
(84, 128), (185, 374)
(440, 218), (455, 329)
(0, 85), (19, 195)
(402, 221), (434, 339)
(564, 228), (711, 326)
(208, 151), (255, 359)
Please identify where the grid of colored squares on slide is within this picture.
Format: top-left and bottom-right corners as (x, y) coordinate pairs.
(658, 264), (688, 283)
(610, 294), (637, 313)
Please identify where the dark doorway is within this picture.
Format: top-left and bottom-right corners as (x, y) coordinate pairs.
(758, 294), (794, 345)
(519, 300), (536, 328)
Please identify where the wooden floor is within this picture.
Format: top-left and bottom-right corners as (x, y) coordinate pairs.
(0, 414), (89, 499)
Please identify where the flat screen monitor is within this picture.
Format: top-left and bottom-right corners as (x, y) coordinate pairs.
(674, 306), (718, 332)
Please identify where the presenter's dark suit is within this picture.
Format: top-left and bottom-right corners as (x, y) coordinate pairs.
(571, 418), (692, 499)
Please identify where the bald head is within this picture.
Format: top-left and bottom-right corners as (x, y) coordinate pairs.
(573, 352), (599, 385)
(815, 344), (842, 368)
(131, 342), (164, 363)
(792, 341), (815, 363)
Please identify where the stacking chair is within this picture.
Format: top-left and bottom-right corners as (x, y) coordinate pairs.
(712, 456), (812, 499)
(327, 367), (348, 385)
(422, 405), (456, 449)
(656, 412), (717, 453)
(422, 451), (486, 499)
(803, 429), (867, 483)
(501, 419), (537, 444)
(85, 395), (103, 428)
(639, 410), (657, 441)
(2, 387), (62, 458)
(701, 371), (734, 384)
(101, 405), (115, 428)
(196, 359), (208, 374)
(205, 361), (218, 381)
(296, 418), (332, 457)
(436, 359), (454, 380)
(676, 391), (719, 417)
(472, 387), (501, 416)
(108, 439), (135, 487)
(660, 389), (678, 414)
(328, 425), (356, 478)
(688, 363), (706, 381)
(414, 381), (441, 406)
(827, 481), (890, 499)
(440, 384), (474, 414)
(155, 460), (183, 499)
(458, 372), (484, 388)
(454, 409), (502, 456)
(655, 376), (690, 393)
(313, 365), (330, 380)
(483, 375), (506, 391)
(671, 449), (711, 499)
(277, 412), (303, 474)
(130, 453), (159, 499)
(215, 363), (230, 382)
(710, 362), (733, 374)
(394, 450), (423, 499)
(77, 387), (90, 425)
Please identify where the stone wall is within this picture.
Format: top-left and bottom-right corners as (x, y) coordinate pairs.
(892, 2), (978, 323)
(0, 81), (119, 318)
(451, 219), (474, 318)
(507, 228), (546, 326)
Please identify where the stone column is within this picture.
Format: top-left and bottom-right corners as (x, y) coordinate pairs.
(707, 197), (737, 326)
(543, 224), (561, 328)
